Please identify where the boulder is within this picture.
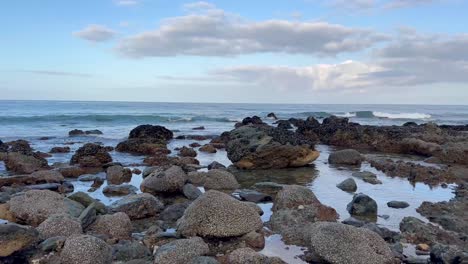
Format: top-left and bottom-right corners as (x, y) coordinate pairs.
(0, 223), (39, 257)
(199, 144), (217, 153)
(6, 140), (33, 154)
(60, 235), (112, 264)
(226, 125), (319, 169)
(336, 178), (357, 192)
(328, 149), (363, 165)
(179, 147), (197, 157)
(109, 193), (164, 219)
(153, 237), (209, 264)
(177, 190), (263, 238)
(5, 152), (49, 174)
(160, 202), (190, 223)
(347, 193), (378, 220)
(188, 169), (239, 190)
(140, 166), (186, 194)
(37, 213), (83, 239)
(227, 248), (285, 264)
(106, 165), (132, 185)
(103, 184), (138, 196)
(50, 146), (71, 153)
(401, 138), (441, 156)
(267, 113), (278, 119)
(305, 222), (396, 264)
(207, 161), (226, 170)
(112, 240), (151, 262)
(188, 256), (219, 264)
(116, 125), (173, 155)
(399, 217), (466, 247)
(67, 192), (107, 214)
(70, 143), (112, 168)
(8, 190), (84, 226)
(0, 170), (64, 187)
(88, 213), (132, 240)
(68, 129), (85, 136)
(183, 184), (202, 200)
(387, 201), (409, 209)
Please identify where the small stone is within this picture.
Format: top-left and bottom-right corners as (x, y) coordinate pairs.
(387, 201), (410, 209)
(336, 178), (357, 192)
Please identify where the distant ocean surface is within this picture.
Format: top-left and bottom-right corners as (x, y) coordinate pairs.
(0, 100), (467, 139)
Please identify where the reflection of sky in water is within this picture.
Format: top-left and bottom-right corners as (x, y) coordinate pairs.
(260, 234), (307, 264)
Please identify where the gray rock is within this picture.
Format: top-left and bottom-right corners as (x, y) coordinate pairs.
(177, 190), (263, 238)
(140, 166), (187, 194)
(106, 165), (132, 185)
(188, 169), (239, 190)
(336, 178), (357, 192)
(60, 235), (112, 264)
(112, 240), (151, 262)
(273, 185), (320, 211)
(238, 189), (272, 203)
(109, 193), (164, 220)
(39, 236), (66, 252)
(78, 173), (105, 182)
(103, 184), (138, 196)
(88, 213), (132, 240)
(387, 201), (410, 209)
(142, 166), (158, 178)
(0, 223), (39, 257)
(328, 149), (363, 165)
(183, 183), (202, 200)
(207, 161), (226, 170)
(227, 248), (283, 264)
(79, 203), (97, 229)
(37, 213), (83, 239)
(253, 182), (284, 196)
(67, 191), (107, 214)
(188, 256), (219, 264)
(160, 202), (190, 223)
(347, 193), (378, 220)
(153, 237), (210, 264)
(342, 217), (366, 227)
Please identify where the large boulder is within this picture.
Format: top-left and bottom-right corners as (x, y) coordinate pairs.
(60, 235), (112, 264)
(37, 213), (83, 239)
(116, 125), (173, 155)
(0, 223), (39, 257)
(226, 125), (319, 169)
(305, 222), (396, 264)
(140, 166), (186, 194)
(328, 149), (363, 165)
(347, 193), (378, 220)
(153, 237), (209, 264)
(8, 190), (85, 226)
(5, 152), (49, 174)
(177, 190), (263, 238)
(106, 165), (132, 185)
(109, 193), (164, 219)
(187, 169), (239, 190)
(70, 143), (112, 168)
(88, 212), (132, 240)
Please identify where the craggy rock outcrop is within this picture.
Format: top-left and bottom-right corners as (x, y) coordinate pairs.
(7, 190), (84, 226)
(177, 190), (263, 238)
(140, 165), (187, 194)
(226, 125), (319, 169)
(60, 235), (112, 264)
(187, 169), (239, 190)
(116, 125), (173, 155)
(153, 237), (209, 264)
(5, 152), (49, 174)
(305, 222), (396, 264)
(70, 143), (112, 168)
(0, 223), (39, 257)
(109, 193), (164, 219)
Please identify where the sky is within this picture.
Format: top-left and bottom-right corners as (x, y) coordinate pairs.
(0, 0), (467, 104)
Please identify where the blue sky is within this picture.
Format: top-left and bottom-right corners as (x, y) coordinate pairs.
(1, 0), (467, 104)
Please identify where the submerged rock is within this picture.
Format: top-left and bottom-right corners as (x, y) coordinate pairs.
(103, 184), (138, 196)
(352, 171), (382, 185)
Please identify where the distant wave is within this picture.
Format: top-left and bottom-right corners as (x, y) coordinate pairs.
(0, 114), (237, 124)
(372, 112), (432, 119)
(295, 111), (431, 120)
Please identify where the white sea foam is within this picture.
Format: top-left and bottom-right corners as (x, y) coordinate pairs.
(373, 112), (432, 119)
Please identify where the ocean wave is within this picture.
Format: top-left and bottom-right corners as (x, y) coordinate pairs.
(295, 110), (431, 120)
(372, 112), (432, 119)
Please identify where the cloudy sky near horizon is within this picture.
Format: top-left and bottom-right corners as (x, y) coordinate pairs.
(1, 0), (467, 104)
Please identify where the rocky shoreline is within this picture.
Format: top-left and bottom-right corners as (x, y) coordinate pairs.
(0, 115), (467, 263)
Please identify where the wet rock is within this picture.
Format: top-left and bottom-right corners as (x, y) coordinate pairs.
(387, 201), (410, 209)
(88, 212), (132, 240)
(141, 166), (187, 194)
(430, 243), (468, 264)
(67, 191), (107, 214)
(273, 185), (323, 211)
(0, 223), (39, 257)
(68, 129), (85, 136)
(352, 171), (382, 185)
(106, 165), (132, 185)
(60, 235), (112, 264)
(238, 189), (272, 203)
(132, 168), (142, 175)
(79, 204), (97, 229)
(39, 236), (66, 252)
(153, 237), (209, 264)
(177, 190), (262, 238)
(305, 222), (396, 264)
(109, 193), (164, 220)
(112, 240), (151, 262)
(37, 213), (83, 239)
(336, 178), (357, 192)
(85, 129), (103, 135)
(253, 182), (284, 196)
(328, 149), (363, 165)
(189, 142), (202, 148)
(342, 217), (366, 227)
(6, 140), (33, 154)
(267, 112), (278, 120)
(160, 202), (190, 224)
(226, 125), (319, 169)
(361, 223), (400, 243)
(116, 125), (173, 155)
(78, 173), (105, 182)
(183, 183), (202, 200)
(70, 143), (112, 168)
(276, 120), (293, 130)
(142, 166), (158, 178)
(8, 190), (84, 226)
(5, 152), (49, 174)
(59, 166), (89, 178)
(207, 161), (226, 170)
(179, 146), (197, 157)
(347, 193), (378, 220)
(50, 146), (71, 153)
(0, 170), (64, 187)
(188, 169), (239, 190)
(103, 184), (138, 196)
(199, 144), (217, 153)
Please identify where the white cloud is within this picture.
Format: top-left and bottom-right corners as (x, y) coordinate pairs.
(116, 2), (386, 58)
(115, 0), (139, 6)
(330, 0), (377, 10)
(384, 0), (435, 9)
(73, 24), (116, 42)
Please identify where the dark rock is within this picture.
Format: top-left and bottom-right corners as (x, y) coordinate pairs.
(276, 120), (293, 130)
(189, 142), (201, 148)
(70, 143), (112, 168)
(336, 178), (357, 192)
(0, 170), (64, 187)
(238, 189), (272, 203)
(187, 169), (239, 190)
(116, 125), (173, 155)
(79, 204), (97, 229)
(207, 161), (226, 170)
(253, 182), (284, 196)
(50, 146), (71, 153)
(342, 217), (366, 227)
(103, 184), (138, 196)
(267, 112), (278, 120)
(7, 140), (33, 154)
(0, 223), (39, 257)
(179, 146), (197, 157)
(347, 193), (378, 220)
(183, 184), (202, 200)
(199, 144), (217, 153)
(78, 173), (105, 182)
(112, 240), (151, 262)
(192, 126), (205, 130)
(68, 129), (85, 136)
(67, 191), (107, 213)
(85, 129), (103, 135)
(387, 201), (410, 209)
(160, 202), (190, 224)
(142, 166), (158, 178)
(328, 149), (363, 165)
(430, 243), (468, 264)
(39, 236), (66, 252)
(352, 171), (382, 185)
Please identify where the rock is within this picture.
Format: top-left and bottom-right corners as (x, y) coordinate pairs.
(88, 213), (132, 240)
(342, 217), (366, 227)
(0, 170), (64, 187)
(60, 235), (112, 264)
(78, 173), (105, 182)
(267, 112), (278, 119)
(68, 129), (85, 136)
(103, 184), (138, 196)
(140, 166), (187, 194)
(430, 243), (468, 264)
(401, 138), (441, 156)
(192, 126), (205, 130)
(37, 213), (83, 239)
(177, 190), (262, 238)
(153, 237), (209, 264)
(85, 129), (103, 135)
(189, 142), (201, 148)
(50, 146), (71, 153)
(5, 152), (49, 174)
(70, 143), (112, 168)
(142, 166), (158, 178)
(238, 189), (272, 203)
(188, 169), (239, 190)
(207, 161), (226, 170)
(276, 120), (293, 130)
(352, 171), (382, 185)
(67, 192), (107, 214)
(273, 185), (321, 211)
(183, 184), (202, 200)
(226, 125), (319, 169)
(116, 125), (173, 155)
(132, 168), (142, 175)
(8, 190), (84, 226)
(336, 178), (357, 192)
(79, 204), (97, 229)
(305, 222), (396, 264)
(39, 236), (66, 252)
(112, 240), (151, 262)
(129, 124), (173, 140)
(227, 248), (284, 264)
(106, 165), (132, 185)
(399, 217), (466, 247)
(237, 116), (266, 127)
(59, 166), (88, 178)
(253, 182), (284, 196)
(347, 193), (378, 220)
(387, 201), (410, 209)
(188, 256), (219, 264)
(199, 144), (217, 153)
(328, 149), (363, 165)
(0, 223), (39, 257)
(160, 202), (190, 223)
(109, 193), (164, 220)
(179, 147), (197, 157)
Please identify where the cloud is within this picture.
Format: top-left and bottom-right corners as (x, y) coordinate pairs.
(384, 0), (435, 9)
(116, 2), (386, 58)
(73, 24), (116, 42)
(330, 0), (377, 10)
(17, 70), (93, 78)
(115, 0), (139, 6)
